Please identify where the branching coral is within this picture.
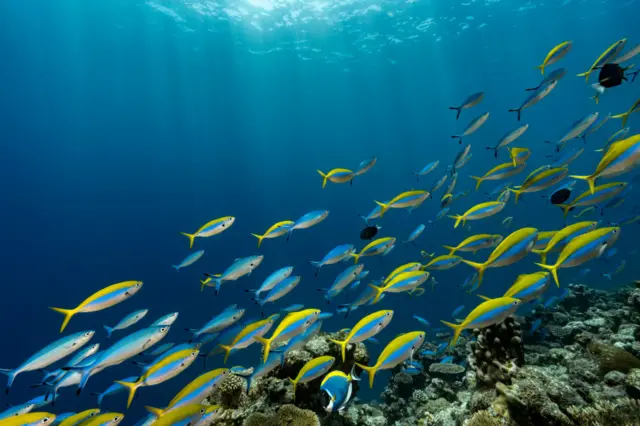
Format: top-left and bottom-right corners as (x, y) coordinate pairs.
(469, 316), (524, 386)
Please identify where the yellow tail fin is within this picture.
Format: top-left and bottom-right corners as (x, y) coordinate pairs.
(368, 284), (385, 304)
(115, 379), (141, 409)
(49, 307), (76, 333)
(448, 215), (465, 229)
(373, 200), (389, 218)
(250, 233), (264, 248)
(288, 377), (298, 401)
(610, 112), (630, 127)
(470, 176), (483, 191)
(355, 363), (377, 388)
(180, 232), (196, 249)
(477, 294), (491, 301)
(329, 338), (348, 362)
(507, 188), (522, 204)
(144, 406), (166, 419)
(461, 260), (486, 289)
(442, 245), (457, 255)
(576, 70), (591, 82)
(254, 336), (272, 364)
(535, 263), (560, 287)
(440, 320), (463, 349)
(317, 170), (328, 189)
(536, 64), (545, 75)
(531, 249), (548, 265)
(219, 345), (233, 364)
(569, 175), (596, 195)
(556, 204), (572, 218)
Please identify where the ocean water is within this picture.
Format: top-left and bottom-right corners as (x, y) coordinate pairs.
(0, 0), (638, 422)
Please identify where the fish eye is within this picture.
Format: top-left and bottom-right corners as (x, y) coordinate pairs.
(113, 417), (120, 422)
(42, 418), (51, 424)
(386, 312), (391, 316)
(200, 408), (206, 414)
(84, 332), (92, 336)
(161, 327), (168, 332)
(191, 352), (197, 356)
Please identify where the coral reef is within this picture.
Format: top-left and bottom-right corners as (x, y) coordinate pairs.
(201, 283), (640, 426)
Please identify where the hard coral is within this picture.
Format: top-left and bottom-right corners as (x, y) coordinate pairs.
(242, 404), (320, 426)
(469, 316), (524, 386)
(566, 398), (640, 426)
(587, 340), (640, 374)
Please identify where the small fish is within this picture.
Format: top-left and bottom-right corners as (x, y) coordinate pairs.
(508, 147), (531, 167)
(436, 342), (448, 355)
(605, 247), (619, 259)
(402, 365), (423, 376)
(403, 224), (426, 244)
(50, 281), (143, 333)
(537, 41), (572, 74)
(253, 276), (301, 314)
(142, 342), (174, 357)
(413, 161), (439, 181)
(319, 264), (364, 302)
(247, 266), (294, 299)
(549, 112), (599, 151)
(451, 305), (465, 318)
(317, 168), (354, 188)
(151, 312), (179, 327)
(557, 182), (628, 218)
(610, 99), (640, 128)
(375, 190), (430, 217)
(320, 366), (360, 413)
(526, 68), (567, 91)
(573, 207), (596, 218)
(509, 80), (557, 121)
(536, 227), (621, 287)
(413, 316), (430, 327)
(440, 356), (454, 364)
(444, 172), (459, 196)
(202, 255), (264, 294)
(441, 297), (521, 348)
(172, 250), (204, 272)
(548, 147), (584, 168)
(352, 238), (396, 263)
(530, 319), (542, 334)
(287, 210), (330, 241)
(451, 112), (489, 143)
(436, 208), (450, 221)
(103, 309), (149, 339)
(486, 124), (529, 157)
(449, 201), (506, 229)
(310, 244), (356, 277)
(533, 221), (598, 263)
(180, 217), (235, 249)
(354, 157), (377, 177)
(281, 304), (305, 313)
(543, 296), (559, 309)
(423, 255), (463, 271)
(602, 260), (626, 280)
(577, 268), (591, 278)
(614, 43), (640, 64)
(452, 144), (472, 173)
(251, 221), (294, 248)
(444, 234), (503, 255)
(577, 38), (627, 82)
(598, 128), (631, 152)
(255, 309), (321, 364)
(369, 271), (430, 303)
(582, 113), (611, 141)
(5, 413), (58, 426)
(186, 305), (245, 341)
(318, 312), (334, 320)
(502, 217), (513, 228)
(500, 271), (551, 303)
(509, 167), (570, 204)
(459, 272), (479, 290)
(359, 204), (384, 225)
(470, 162), (526, 191)
(449, 92), (484, 120)
(558, 289), (571, 300)
(289, 356), (335, 400)
(91, 376), (135, 406)
(356, 331), (426, 388)
(329, 310), (394, 361)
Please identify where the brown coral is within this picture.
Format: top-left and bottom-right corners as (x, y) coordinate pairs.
(242, 404), (320, 426)
(587, 341), (640, 374)
(566, 398), (640, 425)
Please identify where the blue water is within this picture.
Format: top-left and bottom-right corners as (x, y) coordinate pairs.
(1, 0), (639, 422)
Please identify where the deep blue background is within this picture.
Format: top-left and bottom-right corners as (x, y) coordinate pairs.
(0, 0), (638, 422)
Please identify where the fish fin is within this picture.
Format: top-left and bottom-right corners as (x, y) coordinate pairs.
(373, 200), (389, 217)
(358, 215), (370, 225)
(368, 284), (385, 304)
(49, 307), (77, 333)
(525, 85), (539, 91)
(254, 337), (272, 364)
(477, 295), (491, 301)
(442, 245), (456, 255)
(535, 263), (560, 287)
(461, 260), (486, 289)
(250, 233), (264, 248)
(576, 70), (590, 81)
(449, 106), (462, 120)
(469, 176), (482, 191)
(219, 345), (232, 364)
(355, 363), (377, 388)
(569, 174), (596, 195)
(0, 369), (16, 394)
(536, 64), (545, 75)
(180, 232), (196, 249)
(145, 406), (166, 419)
(287, 377), (298, 401)
(508, 108), (522, 121)
(556, 204), (572, 218)
(507, 188), (522, 204)
(602, 273), (612, 281)
(317, 170), (328, 188)
(610, 112), (630, 127)
(440, 320), (463, 350)
(103, 325), (113, 339)
(115, 379), (140, 409)
(329, 338), (348, 362)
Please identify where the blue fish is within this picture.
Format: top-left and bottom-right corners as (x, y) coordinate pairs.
(247, 351), (283, 391)
(349, 280), (362, 291)
(104, 309), (149, 339)
(247, 266), (294, 299)
(143, 342), (175, 357)
(318, 312), (334, 320)
(420, 350), (436, 356)
(151, 312), (179, 326)
(451, 305), (465, 318)
(485, 181), (513, 198)
(281, 304), (305, 313)
(186, 304), (245, 342)
(52, 413), (75, 425)
(530, 319), (542, 334)
(404, 224), (426, 244)
(310, 244), (356, 277)
(355, 157), (377, 176)
(287, 210), (330, 241)
(90, 376), (136, 405)
(436, 342), (448, 355)
(440, 356), (454, 364)
(605, 248), (619, 259)
(543, 296), (559, 309)
(413, 315), (431, 327)
(367, 337), (381, 345)
(413, 160), (440, 181)
(403, 366), (423, 375)
(577, 268), (591, 278)
(559, 289), (571, 300)
(526, 68), (567, 91)
(172, 250), (205, 272)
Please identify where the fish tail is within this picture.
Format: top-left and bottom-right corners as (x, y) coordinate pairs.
(254, 336), (272, 364)
(352, 253), (360, 264)
(180, 232), (196, 249)
(115, 379), (141, 409)
(103, 325), (113, 339)
(576, 70), (591, 82)
(219, 345), (233, 364)
(569, 174), (596, 194)
(373, 200), (389, 217)
(171, 265), (180, 272)
(442, 245), (457, 255)
(448, 215), (464, 229)
(532, 249), (548, 265)
(535, 263), (560, 287)
(461, 260), (486, 288)
(610, 112), (630, 127)
(602, 273), (612, 281)
(508, 108), (522, 121)
(536, 64), (545, 75)
(451, 135), (462, 144)
(469, 176), (483, 191)
(355, 363), (377, 388)
(288, 377), (298, 401)
(413, 172), (420, 182)
(449, 106), (462, 120)
(556, 204), (572, 218)
(317, 170), (328, 188)
(508, 188), (522, 204)
(368, 284), (385, 304)
(440, 320), (463, 349)
(358, 215), (370, 225)
(0, 369), (16, 394)
(329, 338), (348, 362)
(145, 406), (166, 419)
(250, 233), (264, 248)
(49, 307), (77, 333)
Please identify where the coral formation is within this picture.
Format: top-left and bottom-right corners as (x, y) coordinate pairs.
(242, 404), (320, 426)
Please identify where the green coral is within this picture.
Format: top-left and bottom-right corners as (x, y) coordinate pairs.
(242, 404), (320, 426)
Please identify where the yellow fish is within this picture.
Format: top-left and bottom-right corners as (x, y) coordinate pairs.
(610, 99), (639, 128)
(448, 201), (506, 229)
(537, 41), (572, 74)
(508, 147), (531, 167)
(532, 221), (598, 264)
(577, 38), (627, 82)
(374, 190), (430, 217)
(317, 168), (354, 188)
(251, 220), (294, 248)
(180, 216), (235, 249)
(3, 413), (57, 426)
(557, 182), (628, 217)
(470, 162), (526, 191)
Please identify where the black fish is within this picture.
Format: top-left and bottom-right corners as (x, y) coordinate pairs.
(550, 188), (571, 205)
(360, 226), (379, 240)
(597, 63), (627, 88)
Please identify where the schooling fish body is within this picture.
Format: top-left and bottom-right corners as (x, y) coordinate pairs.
(449, 92), (484, 119)
(329, 310), (394, 361)
(451, 112), (489, 143)
(172, 250), (204, 272)
(536, 41), (572, 74)
(103, 309), (149, 339)
(180, 217), (235, 249)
